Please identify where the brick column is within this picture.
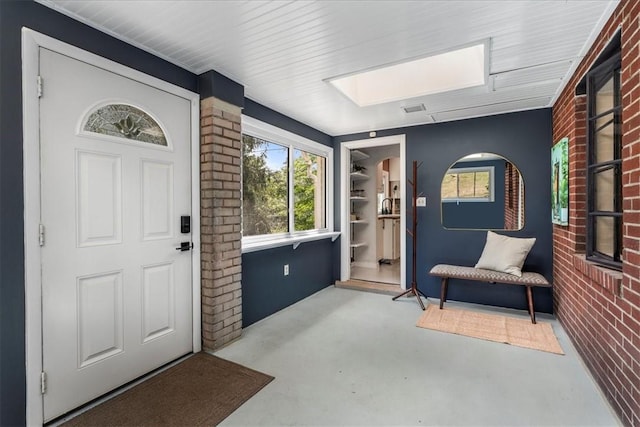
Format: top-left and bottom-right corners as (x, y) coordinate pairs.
(200, 97), (243, 350)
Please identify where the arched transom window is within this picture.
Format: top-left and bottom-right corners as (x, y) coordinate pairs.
(83, 103), (168, 146)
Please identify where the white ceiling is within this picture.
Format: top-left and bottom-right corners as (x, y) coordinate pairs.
(39, 0), (618, 136)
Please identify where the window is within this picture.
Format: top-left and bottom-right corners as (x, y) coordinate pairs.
(83, 103), (168, 146)
(241, 116), (333, 249)
(586, 51), (622, 269)
(441, 166), (494, 202)
(242, 136), (288, 236)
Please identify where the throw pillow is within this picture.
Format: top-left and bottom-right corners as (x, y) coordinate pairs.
(474, 231), (536, 277)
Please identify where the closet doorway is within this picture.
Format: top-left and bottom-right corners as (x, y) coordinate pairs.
(340, 135), (406, 290)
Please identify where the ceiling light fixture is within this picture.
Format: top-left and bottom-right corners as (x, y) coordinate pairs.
(327, 41), (488, 107)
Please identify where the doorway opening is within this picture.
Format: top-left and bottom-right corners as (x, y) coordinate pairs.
(339, 135), (406, 291)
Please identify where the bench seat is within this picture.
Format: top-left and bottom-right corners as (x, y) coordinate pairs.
(429, 264), (551, 323)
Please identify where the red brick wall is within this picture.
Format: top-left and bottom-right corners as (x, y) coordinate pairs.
(504, 162), (520, 229)
(552, 1), (640, 425)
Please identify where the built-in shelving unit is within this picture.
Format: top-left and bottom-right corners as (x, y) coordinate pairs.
(350, 149), (370, 263)
(350, 149), (369, 161)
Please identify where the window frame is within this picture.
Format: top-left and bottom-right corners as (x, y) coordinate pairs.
(241, 115), (336, 252)
(585, 52), (623, 270)
(441, 165), (495, 203)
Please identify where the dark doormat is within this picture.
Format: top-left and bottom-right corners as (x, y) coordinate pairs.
(63, 352), (274, 426)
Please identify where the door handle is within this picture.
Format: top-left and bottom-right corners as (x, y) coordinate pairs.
(175, 242), (193, 251)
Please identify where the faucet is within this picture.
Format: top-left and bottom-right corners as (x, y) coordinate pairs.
(381, 198), (393, 215)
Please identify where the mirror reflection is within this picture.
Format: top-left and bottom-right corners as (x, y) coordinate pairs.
(441, 153), (524, 230)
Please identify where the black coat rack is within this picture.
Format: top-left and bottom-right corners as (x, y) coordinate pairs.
(392, 160), (428, 310)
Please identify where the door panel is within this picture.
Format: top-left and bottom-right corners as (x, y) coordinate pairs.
(76, 151), (123, 247)
(142, 262), (175, 342)
(142, 160), (174, 240)
(40, 48), (193, 421)
(77, 271), (124, 367)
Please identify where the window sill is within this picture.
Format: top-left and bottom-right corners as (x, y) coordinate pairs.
(242, 231), (341, 254)
(573, 254), (623, 297)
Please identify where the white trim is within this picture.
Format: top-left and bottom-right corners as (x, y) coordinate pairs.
(340, 135), (406, 290)
(242, 231), (341, 253)
(190, 95), (202, 355)
(243, 115), (330, 158)
(22, 27), (43, 427)
(22, 28), (201, 426)
(241, 115), (335, 253)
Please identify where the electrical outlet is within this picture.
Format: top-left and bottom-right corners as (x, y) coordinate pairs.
(284, 264), (289, 276)
(416, 197), (427, 207)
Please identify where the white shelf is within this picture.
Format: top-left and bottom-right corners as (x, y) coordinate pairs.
(242, 231), (341, 253)
(350, 151), (369, 262)
(350, 171), (369, 180)
(350, 149), (370, 161)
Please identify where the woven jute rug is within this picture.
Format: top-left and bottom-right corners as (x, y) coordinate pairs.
(417, 305), (564, 355)
(63, 352), (274, 426)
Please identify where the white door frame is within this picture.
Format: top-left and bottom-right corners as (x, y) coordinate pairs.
(340, 135), (407, 289)
(22, 28), (202, 426)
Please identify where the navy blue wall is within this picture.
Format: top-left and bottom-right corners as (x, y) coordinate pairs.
(242, 240), (334, 326)
(0, 2), (198, 425)
(442, 159), (506, 229)
(243, 99), (332, 146)
(241, 99), (336, 327)
(334, 109), (553, 314)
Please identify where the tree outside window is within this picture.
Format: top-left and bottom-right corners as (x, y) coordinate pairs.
(241, 135), (288, 237)
(242, 133), (327, 238)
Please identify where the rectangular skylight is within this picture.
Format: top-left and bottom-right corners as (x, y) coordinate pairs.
(329, 43), (487, 107)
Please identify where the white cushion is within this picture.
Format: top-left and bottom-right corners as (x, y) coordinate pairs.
(474, 231), (536, 277)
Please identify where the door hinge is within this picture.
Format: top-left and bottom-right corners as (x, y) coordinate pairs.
(37, 76), (43, 98)
(40, 371), (47, 394)
(39, 224), (45, 246)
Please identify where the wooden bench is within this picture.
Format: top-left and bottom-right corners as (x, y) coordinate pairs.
(429, 264), (551, 323)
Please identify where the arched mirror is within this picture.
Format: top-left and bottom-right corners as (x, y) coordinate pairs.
(441, 153), (524, 230)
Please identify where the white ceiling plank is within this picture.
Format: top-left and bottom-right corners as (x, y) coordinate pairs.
(36, 0), (619, 135)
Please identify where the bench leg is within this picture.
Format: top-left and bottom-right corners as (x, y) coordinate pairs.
(440, 277), (449, 309)
(526, 286), (536, 324)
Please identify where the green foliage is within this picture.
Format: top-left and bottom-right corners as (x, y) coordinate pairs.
(242, 137), (323, 236)
(294, 151), (319, 231)
(242, 135), (287, 236)
(559, 140), (569, 209)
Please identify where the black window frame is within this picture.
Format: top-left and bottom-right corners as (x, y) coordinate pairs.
(585, 51), (623, 270)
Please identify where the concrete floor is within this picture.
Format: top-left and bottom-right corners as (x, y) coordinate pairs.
(215, 286), (619, 426)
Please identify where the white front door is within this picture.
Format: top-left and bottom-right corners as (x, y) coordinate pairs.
(39, 48), (193, 421)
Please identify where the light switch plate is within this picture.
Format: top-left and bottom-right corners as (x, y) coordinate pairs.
(416, 197), (427, 207)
